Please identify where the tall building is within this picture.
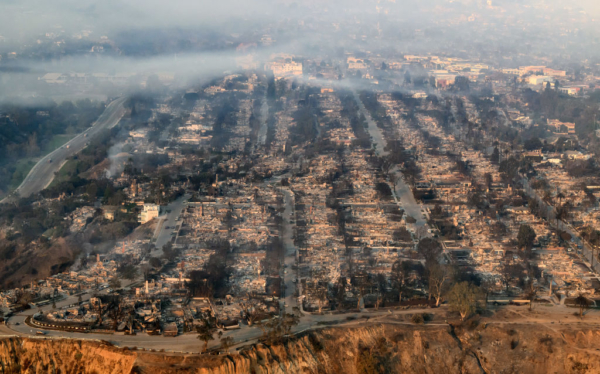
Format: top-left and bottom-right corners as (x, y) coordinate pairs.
(139, 204), (160, 224)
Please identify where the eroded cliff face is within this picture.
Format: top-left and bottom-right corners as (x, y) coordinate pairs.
(0, 337), (136, 374)
(2, 323), (600, 374)
(135, 323), (600, 374)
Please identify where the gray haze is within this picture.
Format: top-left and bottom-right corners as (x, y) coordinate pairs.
(2, 0), (600, 103)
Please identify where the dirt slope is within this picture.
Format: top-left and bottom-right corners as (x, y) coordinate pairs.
(1, 322), (600, 373)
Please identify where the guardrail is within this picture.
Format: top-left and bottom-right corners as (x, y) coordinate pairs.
(26, 316), (91, 333)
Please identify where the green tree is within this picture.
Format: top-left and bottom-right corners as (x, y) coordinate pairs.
(118, 264), (138, 281)
(490, 147), (500, 164)
(16, 291), (33, 308)
(499, 156), (519, 181)
(149, 257), (162, 269)
(86, 184), (98, 202)
(259, 308), (301, 344)
(448, 282), (481, 321)
(392, 227), (412, 242)
(196, 313), (218, 352)
(517, 224), (536, 251)
(26, 133), (40, 157)
(454, 76), (471, 92)
(162, 242), (180, 262)
(417, 238), (442, 264)
(109, 276), (122, 289)
(484, 172), (493, 190)
(220, 336), (234, 351)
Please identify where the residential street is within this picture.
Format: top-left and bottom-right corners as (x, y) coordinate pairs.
(152, 194), (191, 256)
(281, 188), (298, 312)
(353, 90), (427, 228)
(522, 177), (600, 274)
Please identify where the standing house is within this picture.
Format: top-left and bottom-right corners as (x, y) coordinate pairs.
(139, 204), (160, 224)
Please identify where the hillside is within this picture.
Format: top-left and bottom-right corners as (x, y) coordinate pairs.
(2, 321), (600, 373)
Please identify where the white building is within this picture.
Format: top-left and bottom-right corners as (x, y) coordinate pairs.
(347, 57), (367, 70)
(526, 75), (554, 85)
(563, 151), (591, 161)
(265, 61), (303, 78)
(139, 204), (160, 224)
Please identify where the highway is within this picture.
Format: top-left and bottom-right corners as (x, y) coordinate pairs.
(7, 97), (128, 200)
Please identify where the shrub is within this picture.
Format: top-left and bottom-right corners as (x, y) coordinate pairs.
(308, 334), (324, 352)
(411, 314), (424, 324)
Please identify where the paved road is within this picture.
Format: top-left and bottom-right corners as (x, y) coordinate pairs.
(5, 97), (128, 200)
(257, 98), (269, 147)
(3, 291), (96, 336)
(152, 194), (191, 256)
(522, 178), (600, 275)
(281, 188), (298, 312)
(353, 91), (427, 228)
(3, 300), (594, 354)
(0, 297), (433, 353)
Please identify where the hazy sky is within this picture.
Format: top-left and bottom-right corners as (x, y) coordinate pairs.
(0, 0), (298, 42)
(2, 0), (599, 47)
(2, 0), (600, 104)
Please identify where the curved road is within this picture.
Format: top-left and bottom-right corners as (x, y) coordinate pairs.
(7, 97), (128, 200)
(0, 289), (435, 354)
(1, 298), (593, 355)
